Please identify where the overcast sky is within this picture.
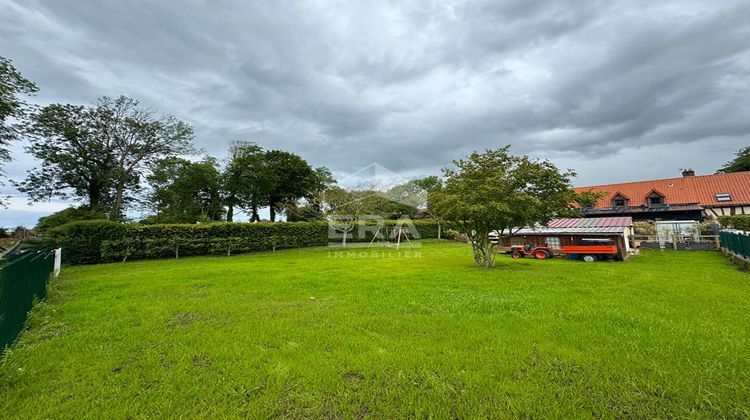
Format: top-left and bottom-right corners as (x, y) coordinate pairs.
(2, 0), (749, 226)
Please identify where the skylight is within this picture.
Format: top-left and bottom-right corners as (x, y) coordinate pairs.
(715, 193), (731, 202)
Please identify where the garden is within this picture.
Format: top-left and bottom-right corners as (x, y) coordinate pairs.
(1, 241), (749, 418)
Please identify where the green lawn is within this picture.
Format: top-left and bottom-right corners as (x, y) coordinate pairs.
(1, 241), (749, 418)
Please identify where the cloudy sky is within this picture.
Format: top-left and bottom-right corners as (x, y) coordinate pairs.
(1, 0), (749, 226)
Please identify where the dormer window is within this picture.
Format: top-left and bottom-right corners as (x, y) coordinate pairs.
(647, 192), (664, 206)
(716, 193), (731, 202)
(611, 194), (628, 208)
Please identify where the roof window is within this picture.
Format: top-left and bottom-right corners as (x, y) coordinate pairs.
(715, 193), (731, 202)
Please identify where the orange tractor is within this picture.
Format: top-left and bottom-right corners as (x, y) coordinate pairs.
(510, 244), (554, 260)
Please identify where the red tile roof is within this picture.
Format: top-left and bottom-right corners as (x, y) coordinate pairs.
(574, 171), (750, 208)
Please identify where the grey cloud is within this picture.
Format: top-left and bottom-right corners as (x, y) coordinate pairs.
(0, 0), (749, 227)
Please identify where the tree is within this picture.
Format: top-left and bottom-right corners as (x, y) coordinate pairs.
(263, 150), (316, 222)
(324, 187), (378, 247)
(221, 141), (272, 222)
(718, 146), (750, 173)
(16, 96), (193, 218)
(16, 104), (116, 211)
(430, 147), (576, 268)
(92, 96), (194, 219)
(143, 156), (224, 223)
(284, 166), (336, 221)
(0, 56), (38, 205)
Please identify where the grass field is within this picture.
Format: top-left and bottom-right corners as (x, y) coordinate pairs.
(1, 241), (749, 418)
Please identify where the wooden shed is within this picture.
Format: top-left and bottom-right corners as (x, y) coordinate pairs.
(494, 217), (634, 260)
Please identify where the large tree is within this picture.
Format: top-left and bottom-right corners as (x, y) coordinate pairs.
(430, 147), (576, 268)
(718, 146), (750, 173)
(93, 96), (194, 219)
(221, 141), (271, 222)
(143, 156), (223, 223)
(17, 96), (193, 218)
(16, 104), (116, 210)
(0, 56), (38, 205)
(263, 150), (316, 222)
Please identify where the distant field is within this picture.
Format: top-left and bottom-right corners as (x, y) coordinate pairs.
(1, 241), (748, 418)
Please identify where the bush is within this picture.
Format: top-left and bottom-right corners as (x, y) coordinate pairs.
(34, 207), (108, 233)
(633, 221), (657, 235)
(718, 215), (750, 232)
(44, 220), (128, 264)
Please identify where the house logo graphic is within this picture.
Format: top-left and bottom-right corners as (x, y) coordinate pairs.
(324, 162), (427, 250)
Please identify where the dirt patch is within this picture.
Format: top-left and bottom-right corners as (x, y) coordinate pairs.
(191, 354), (212, 368)
(166, 311), (201, 328)
(342, 372), (364, 383)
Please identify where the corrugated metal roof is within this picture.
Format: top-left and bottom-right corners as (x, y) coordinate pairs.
(512, 226), (629, 235)
(548, 217), (632, 228)
(574, 171), (750, 207)
(498, 217), (632, 236)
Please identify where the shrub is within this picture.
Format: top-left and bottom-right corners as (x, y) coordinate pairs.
(696, 221), (719, 235)
(633, 221), (657, 235)
(718, 215), (750, 232)
(34, 207), (108, 233)
(44, 220), (128, 264)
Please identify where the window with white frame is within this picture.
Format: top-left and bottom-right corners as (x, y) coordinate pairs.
(545, 237), (561, 249)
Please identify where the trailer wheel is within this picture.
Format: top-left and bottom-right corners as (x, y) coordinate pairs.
(582, 255), (596, 263)
(511, 252), (523, 259)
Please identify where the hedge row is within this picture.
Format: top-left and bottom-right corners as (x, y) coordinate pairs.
(718, 215), (750, 232)
(45, 219), (448, 264)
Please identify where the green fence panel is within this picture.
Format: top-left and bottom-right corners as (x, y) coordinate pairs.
(720, 230), (750, 259)
(0, 250), (55, 349)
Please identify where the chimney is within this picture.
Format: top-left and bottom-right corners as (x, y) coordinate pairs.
(681, 168), (695, 177)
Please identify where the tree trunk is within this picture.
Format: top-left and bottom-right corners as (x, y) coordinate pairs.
(112, 183), (125, 221)
(88, 185), (101, 212)
(226, 202), (234, 222)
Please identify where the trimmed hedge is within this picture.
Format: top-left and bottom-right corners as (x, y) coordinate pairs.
(718, 215), (750, 232)
(44, 220), (128, 265)
(46, 219), (449, 264)
(102, 222), (329, 262)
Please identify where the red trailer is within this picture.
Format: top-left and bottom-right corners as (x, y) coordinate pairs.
(561, 239), (619, 262)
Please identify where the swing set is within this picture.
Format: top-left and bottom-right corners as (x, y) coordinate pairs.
(366, 225), (414, 250)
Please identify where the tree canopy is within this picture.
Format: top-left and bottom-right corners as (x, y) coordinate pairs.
(143, 156), (224, 224)
(0, 56), (38, 206)
(430, 146), (576, 268)
(718, 146), (750, 173)
(16, 96), (193, 218)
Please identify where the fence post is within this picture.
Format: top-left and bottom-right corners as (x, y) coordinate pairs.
(54, 248), (62, 277)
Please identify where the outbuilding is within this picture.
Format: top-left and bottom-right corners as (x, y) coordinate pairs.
(495, 217), (634, 260)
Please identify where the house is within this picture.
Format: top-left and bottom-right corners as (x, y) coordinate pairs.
(495, 217), (634, 260)
(574, 170), (750, 221)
